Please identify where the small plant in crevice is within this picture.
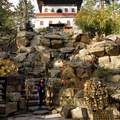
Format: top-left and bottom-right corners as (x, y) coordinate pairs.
(95, 67), (119, 80)
(6, 92), (13, 103)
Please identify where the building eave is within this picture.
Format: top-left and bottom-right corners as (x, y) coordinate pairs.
(35, 13), (76, 18)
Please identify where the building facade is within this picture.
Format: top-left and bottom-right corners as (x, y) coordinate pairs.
(34, 0), (82, 29)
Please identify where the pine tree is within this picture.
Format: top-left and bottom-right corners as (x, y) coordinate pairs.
(14, 0), (35, 29)
(0, 0), (15, 36)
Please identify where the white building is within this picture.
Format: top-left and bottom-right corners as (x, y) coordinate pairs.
(34, 0), (82, 29)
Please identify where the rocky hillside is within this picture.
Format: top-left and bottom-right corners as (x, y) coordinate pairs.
(0, 29), (120, 119)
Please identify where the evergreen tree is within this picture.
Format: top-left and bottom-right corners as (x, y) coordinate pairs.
(14, 0), (35, 29)
(0, 0), (15, 36)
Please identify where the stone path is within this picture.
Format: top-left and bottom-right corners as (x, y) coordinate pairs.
(8, 113), (72, 120)
(7, 106), (72, 120)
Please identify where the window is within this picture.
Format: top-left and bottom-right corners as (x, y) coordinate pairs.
(65, 8), (68, 12)
(57, 9), (62, 13)
(49, 21), (52, 24)
(67, 21), (71, 25)
(40, 21), (44, 25)
(71, 8), (75, 12)
(51, 8), (54, 12)
(44, 8), (48, 12)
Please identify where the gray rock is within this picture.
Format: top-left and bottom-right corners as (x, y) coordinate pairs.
(33, 110), (50, 115)
(41, 52), (51, 62)
(75, 90), (84, 98)
(71, 107), (88, 119)
(71, 33), (81, 41)
(19, 97), (26, 110)
(10, 92), (22, 102)
(16, 53), (27, 62)
(60, 104), (75, 118)
(59, 47), (75, 53)
(59, 88), (74, 97)
(30, 39), (40, 46)
(65, 61), (91, 68)
(44, 33), (63, 39)
(41, 39), (51, 47)
(16, 37), (30, 48)
(80, 34), (90, 43)
(17, 46), (32, 53)
(64, 41), (74, 47)
(34, 46), (47, 52)
(53, 59), (63, 68)
(74, 98), (87, 108)
(0, 52), (9, 59)
(17, 31), (34, 40)
(106, 75), (120, 82)
(50, 69), (61, 78)
(51, 40), (63, 49)
(32, 35), (42, 40)
(87, 40), (119, 57)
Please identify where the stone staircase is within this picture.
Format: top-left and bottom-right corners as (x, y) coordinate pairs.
(22, 78), (47, 112)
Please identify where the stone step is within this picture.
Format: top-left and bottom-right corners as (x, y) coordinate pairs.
(27, 100), (39, 106)
(28, 105), (49, 112)
(22, 89), (38, 94)
(27, 100), (46, 107)
(32, 109), (50, 115)
(22, 94), (39, 100)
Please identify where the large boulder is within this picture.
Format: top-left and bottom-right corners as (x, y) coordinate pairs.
(58, 88), (75, 106)
(32, 35), (42, 40)
(71, 33), (81, 41)
(17, 46), (32, 53)
(16, 53), (27, 62)
(70, 48), (96, 61)
(73, 42), (86, 48)
(40, 51), (51, 62)
(30, 39), (40, 46)
(50, 69), (61, 78)
(98, 56), (111, 65)
(17, 31), (34, 40)
(99, 56), (120, 69)
(110, 56), (120, 69)
(106, 75), (120, 83)
(60, 104), (75, 118)
(16, 37), (29, 48)
(65, 61), (92, 69)
(59, 47), (75, 53)
(64, 41), (74, 47)
(63, 66), (75, 79)
(53, 59), (63, 68)
(10, 92), (22, 102)
(71, 107), (88, 119)
(41, 39), (51, 47)
(87, 40), (119, 57)
(106, 34), (120, 41)
(59, 88), (74, 97)
(51, 40), (63, 49)
(0, 52), (9, 59)
(80, 34), (90, 43)
(87, 46), (105, 57)
(19, 97), (26, 110)
(44, 33), (63, 39)
(34, 46), (47, 52)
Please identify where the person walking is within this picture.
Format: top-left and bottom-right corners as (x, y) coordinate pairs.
(37, 78), (45, 109)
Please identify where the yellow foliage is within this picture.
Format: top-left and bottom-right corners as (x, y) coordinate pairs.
(0, 57), (18, 77)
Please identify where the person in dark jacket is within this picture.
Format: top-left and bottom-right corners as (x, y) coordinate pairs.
(25, 21), (33, 32)
(37, 78), (45, 109)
